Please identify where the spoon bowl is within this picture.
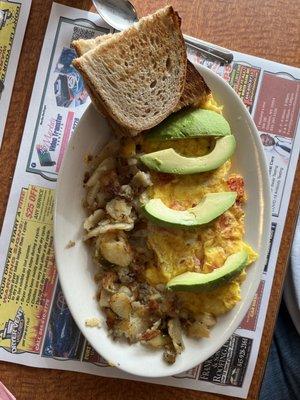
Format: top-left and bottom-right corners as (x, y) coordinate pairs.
(92, 0), (138, 31)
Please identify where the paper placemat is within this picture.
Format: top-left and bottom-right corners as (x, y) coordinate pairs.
(0, 3), (299, 398)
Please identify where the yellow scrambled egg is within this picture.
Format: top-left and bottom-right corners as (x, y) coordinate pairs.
(123, 102), (258, 317)
(143, 147), (257, 315)
(122, 101), (257, 316)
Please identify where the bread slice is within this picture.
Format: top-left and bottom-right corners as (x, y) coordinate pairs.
(73, 35), (210, 137)
(73, 34), (210, 110)
(174, 60), (210, 111)
(72, 6), (187, 136)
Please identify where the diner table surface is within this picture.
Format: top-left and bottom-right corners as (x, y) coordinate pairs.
(0, 0), (299, 399)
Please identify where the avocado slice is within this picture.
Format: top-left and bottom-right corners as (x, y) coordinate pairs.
(166, 250), (248, 292)
(142, 192), (237, 228)
(146, 108), (231, 141)
(140, 135), (236, 174)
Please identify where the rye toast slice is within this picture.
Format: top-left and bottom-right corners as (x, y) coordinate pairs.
(72, 6), (187, 136)
(74, 34), (210, 113)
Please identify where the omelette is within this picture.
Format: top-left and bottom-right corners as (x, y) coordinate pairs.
(141, 117), (257, 315)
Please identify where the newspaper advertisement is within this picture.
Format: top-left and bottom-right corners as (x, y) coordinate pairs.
(0, 0), (31, 147)
(0, 3), (299, 398)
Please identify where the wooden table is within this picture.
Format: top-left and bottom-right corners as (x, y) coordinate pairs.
(0, 0), (299, 399)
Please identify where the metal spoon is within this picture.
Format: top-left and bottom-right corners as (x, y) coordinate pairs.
(92, 0), (233, 64)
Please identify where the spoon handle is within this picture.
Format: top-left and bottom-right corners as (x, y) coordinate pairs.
(183, 34), (233, 64)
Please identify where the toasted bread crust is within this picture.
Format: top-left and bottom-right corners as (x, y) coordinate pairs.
(72, 34), (114, 56)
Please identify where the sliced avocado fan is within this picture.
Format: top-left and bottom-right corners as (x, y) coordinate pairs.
(142, 192), (237, 228)
(140, 135), (236, 174)
(167, 250), (248, 292)
(145, 108), (231, 141)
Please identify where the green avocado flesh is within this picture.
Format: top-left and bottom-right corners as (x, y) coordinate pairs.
(140, 135), (236, 174)
(167, 250), (248, 292)
(142, 192), (237, 228)
(146, 108), (231, 141)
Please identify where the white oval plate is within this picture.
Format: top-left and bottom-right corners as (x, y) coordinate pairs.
(54, 63), (271, 378)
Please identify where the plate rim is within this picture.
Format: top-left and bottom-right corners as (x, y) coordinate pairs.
(54, 62), (272, 378)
